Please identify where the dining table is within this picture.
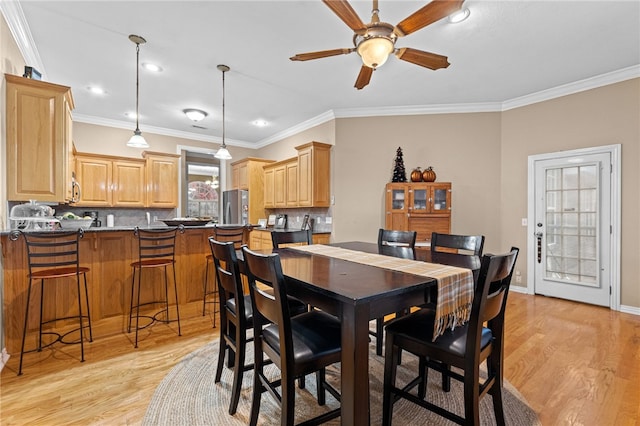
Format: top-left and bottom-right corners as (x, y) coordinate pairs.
(239, 241), (477, 426)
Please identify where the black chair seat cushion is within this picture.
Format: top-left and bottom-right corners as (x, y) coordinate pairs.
(226, 295), (253, 323)
(263, 311), (341, 370)
(386, 309), (492, 357)
(287, 296), (309, 316)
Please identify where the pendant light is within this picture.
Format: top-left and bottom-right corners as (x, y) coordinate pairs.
(127, 34), (149, 148)
(214, 64), (232, 160)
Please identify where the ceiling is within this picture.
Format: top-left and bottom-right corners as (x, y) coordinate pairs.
(3, 1), (639, 150)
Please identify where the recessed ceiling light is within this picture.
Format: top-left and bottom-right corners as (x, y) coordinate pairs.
(142, 62), (163, 72)
(125, 112), (138, 119)
(87, 86), (106, 95)
(253, 119), (269, 127)
(183, 108), (208, 122)
(448, 8), (470, 24)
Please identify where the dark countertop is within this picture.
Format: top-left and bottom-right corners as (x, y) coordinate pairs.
(1, 224), (331, 236)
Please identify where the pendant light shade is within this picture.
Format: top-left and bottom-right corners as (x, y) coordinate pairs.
(127, 34), (149, 148)
(214, 64), (232, 160)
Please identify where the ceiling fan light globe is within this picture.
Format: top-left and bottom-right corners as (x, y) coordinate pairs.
(357, 36), (394, 69)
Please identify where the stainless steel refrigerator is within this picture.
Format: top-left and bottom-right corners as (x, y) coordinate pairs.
(223, 189), (249, 224)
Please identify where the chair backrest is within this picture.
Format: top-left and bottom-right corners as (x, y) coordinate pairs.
(213, 225), (249, 250)
(378, 245), (416, 260)
(466, 247), (519, 355)
(133, 226), (179, 262)
(242, 246), (294, 358)
(13, 229), (84, 275)
(377, 228), (417, 248)
(271, 229), (312, 249)
(430, 232), (484, 256)
(209, 238), (245, 316)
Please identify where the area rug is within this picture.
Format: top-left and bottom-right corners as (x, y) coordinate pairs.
(143, 340), (540, 425)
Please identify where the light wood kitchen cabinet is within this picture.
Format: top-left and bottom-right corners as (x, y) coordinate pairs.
(5, 74), (75, 203)
(264, 167), (275, 209)
(385, 182), (452, 245)
(296, 141), (331, 207)
(250, 229), (330, 249)
(231, 158), (275, 223)
(270, 161), (288, 208)
(144, 151), (180, 208)
(75, 153), (145, 207)
(286, 161), (298, 207)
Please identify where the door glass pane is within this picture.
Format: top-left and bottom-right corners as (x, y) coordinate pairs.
(392, 189), (405, 210)
(544, 165), (599, 286)
(413, 189), (427, 210)
(433, 188), (447, 210)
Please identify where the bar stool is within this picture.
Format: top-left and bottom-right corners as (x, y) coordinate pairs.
(11, 229), (93, 376)
(202, 225), (248, 326)
(129, 226), (183, 348)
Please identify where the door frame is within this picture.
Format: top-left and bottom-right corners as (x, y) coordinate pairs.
(526, 144), (621, 310)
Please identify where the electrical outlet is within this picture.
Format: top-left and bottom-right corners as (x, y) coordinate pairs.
(325, 216), (332, 224)
(153, 215), (158, 222)
(521, 218), (528, 226)
(515, 275), (522, 283)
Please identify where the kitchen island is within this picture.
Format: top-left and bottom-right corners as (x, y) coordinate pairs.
(0, 225), (329, 353)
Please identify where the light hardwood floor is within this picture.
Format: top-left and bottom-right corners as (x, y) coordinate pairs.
(1, 293), (639, 425)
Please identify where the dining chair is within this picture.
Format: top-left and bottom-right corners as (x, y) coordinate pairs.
(128, 226), (182, 348)
(271, 229), (313, 249)
(378, 228), (417, 247)
(382, 247), (519, 426)
(430, 232), (485, 256)
(242, 246), (342, 426)
(209, 238), (255, 415)
(203, 225), (249, 324)
(11, 229), (93, 376)
(373, 228), (418, 355)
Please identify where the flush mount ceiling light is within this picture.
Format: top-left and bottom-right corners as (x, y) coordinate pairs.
(183, 108), (208, 122)
(142, 62), (163, 72)
(448, 8), (470, 23)
(214, 64), (232, 161)
(126, 34), (149, 149)
(87, 86), (106, 95)
(252, 119), (269, 127)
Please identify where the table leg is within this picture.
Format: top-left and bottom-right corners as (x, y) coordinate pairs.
(340, 303), (370, 426)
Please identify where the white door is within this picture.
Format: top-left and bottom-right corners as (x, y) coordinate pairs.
(533, 152), (611, 306)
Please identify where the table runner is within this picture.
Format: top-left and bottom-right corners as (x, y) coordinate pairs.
(289, 245), (474, 340)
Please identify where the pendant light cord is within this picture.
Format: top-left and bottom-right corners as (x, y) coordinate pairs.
(221, 68), (226, 148)
(135, 42), (141, 133)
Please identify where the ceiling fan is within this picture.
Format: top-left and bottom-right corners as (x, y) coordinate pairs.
(290, 0), (463, 89)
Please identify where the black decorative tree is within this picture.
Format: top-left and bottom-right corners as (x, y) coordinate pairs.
(391, 147), (407, 182)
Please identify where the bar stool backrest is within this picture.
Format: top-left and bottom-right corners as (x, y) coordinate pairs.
(13, 229), (84, 277)
(134, 227), (179, 263)
(213, 225), (248, 250)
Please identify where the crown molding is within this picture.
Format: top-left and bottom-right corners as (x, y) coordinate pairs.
(502, 65), (640, 111)
(0, 1), (45, 76)
(253, 110), (336, 148)
(73, 114), (255, 148)
(333, 102), (502, 118)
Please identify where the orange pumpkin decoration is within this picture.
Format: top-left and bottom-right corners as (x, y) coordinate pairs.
(422, 166), (436, 182)
(410, 167), (423, 182)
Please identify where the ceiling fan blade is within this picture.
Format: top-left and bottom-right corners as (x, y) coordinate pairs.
(395, 0), (463, 36)
(396, 48), (450, 70)
(290, 48), (354, 61)
(322, 0), (367, 32)
(354, 65), (373, 90)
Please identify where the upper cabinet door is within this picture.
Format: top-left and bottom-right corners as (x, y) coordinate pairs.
(144, 152), (180, 208)
(5, 74), (74, 202)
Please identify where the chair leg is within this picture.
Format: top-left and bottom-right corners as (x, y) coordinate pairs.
(76, 275), (85, 362)
(134, 269), (142, 348)
(442, 363), (451, 392)
(228, 327), (246, 415)
(171, 264), (181, 336)
(82, 273), (93, 342)
(463, 366), (481, 426)
(489, 355), (506, 425)
(38, 279), (45, 352)
(128, 268), (136, 333)
(376, 318), (384, 355)
(282, 374), (296, 426)
(418, 356), (427, 399)
(315, 369), (326, 406)
(18, 280), (34, 376)
(202, 258), (210, 316)
(382, 333), (400, 426)
(249, 346), (263, 426)
(214, 335), (227, 383)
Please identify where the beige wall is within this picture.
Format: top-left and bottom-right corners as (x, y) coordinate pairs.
(501, 79), (640, 308)
(1, 13), (27, 227)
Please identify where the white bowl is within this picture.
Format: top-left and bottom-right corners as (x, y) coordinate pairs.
(59, 218), (93, 230)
